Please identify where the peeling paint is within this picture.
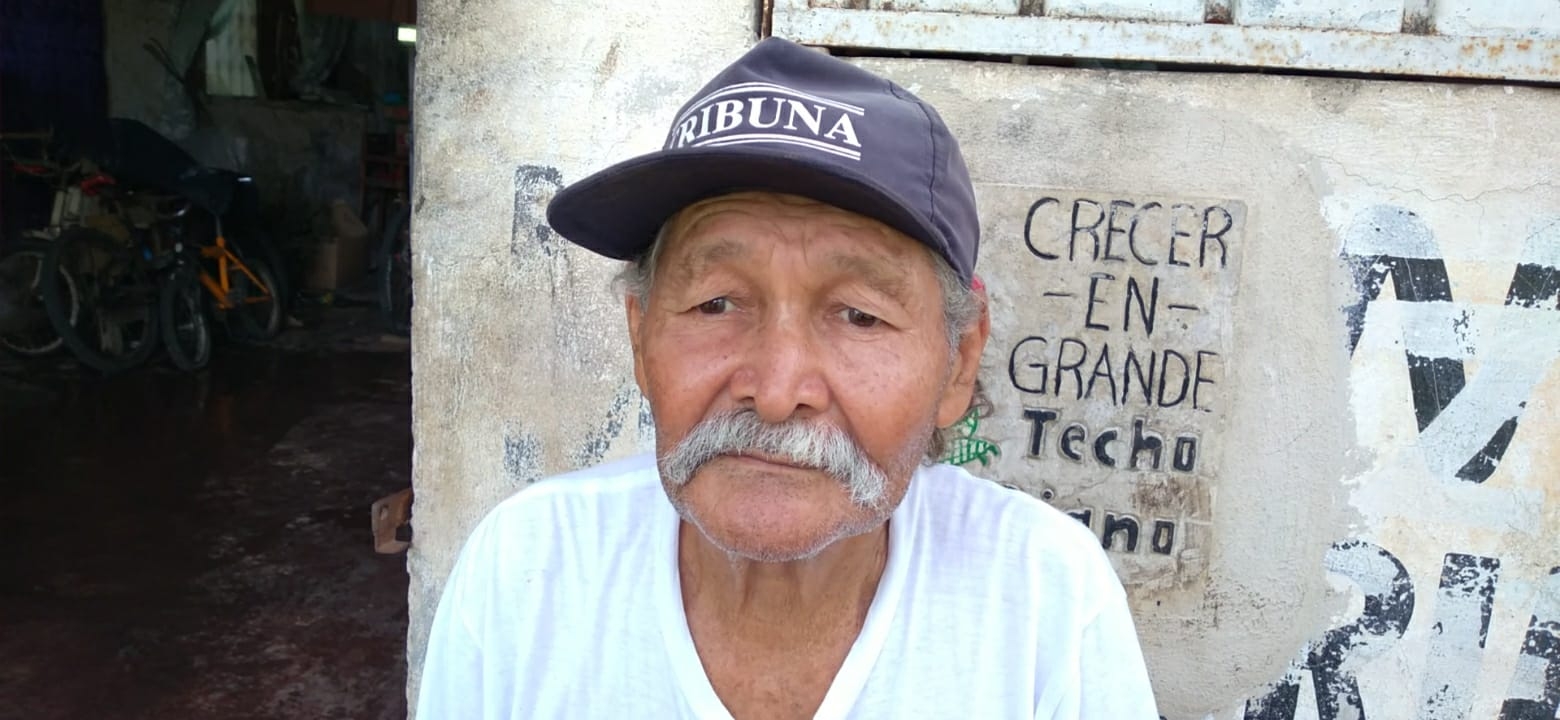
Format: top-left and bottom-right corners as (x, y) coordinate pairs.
(501, 427), (541, 486)
(1242, 540), (1414, 720)
(571, 383), (655, 468)
(510, 164), (566, 262)
(1341, 206), (1560, 484)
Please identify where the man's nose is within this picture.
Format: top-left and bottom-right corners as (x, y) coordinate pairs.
(732, 312), (830, 424)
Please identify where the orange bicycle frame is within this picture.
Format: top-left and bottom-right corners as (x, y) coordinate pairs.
(197, 234), (271, 310)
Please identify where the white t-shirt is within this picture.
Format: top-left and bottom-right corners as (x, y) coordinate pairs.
(417, 453), (1159, 719)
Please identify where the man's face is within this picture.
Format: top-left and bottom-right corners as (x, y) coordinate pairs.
(627, 192), (986, 562)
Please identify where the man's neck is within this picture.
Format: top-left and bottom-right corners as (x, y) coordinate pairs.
(677, 521), (889, 643)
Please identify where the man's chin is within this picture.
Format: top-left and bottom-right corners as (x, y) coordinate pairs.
(660, 455), (894, 561)
(667, 490), (883, 563)
(681, 513), (858, 563)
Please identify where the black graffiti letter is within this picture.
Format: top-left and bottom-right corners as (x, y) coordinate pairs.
(1420, 554), (1501, 719)
(1067, 508), (1093, 528)
(1008, 336), (1051, 394)
(1129, 418), (1163, 471)
(1092, 429), (1119, 467)
(1171, 436), (1198, 472)
(1150, 520), (1175, 555)
(1023, 197), (1062, 260)
(1465, 250), (1560, 482)
(512, 165), (565, 260)
(1059, 424), (1087, 462)
(1022, 408), (1059, 457)
(1071, 199), (1105, 262)
(1101, 514), (1139, 552)
(1341, 206), (1560, 483)
(1498, 566), (1560, 720)
(1243, 540), (1415, 720)
(1123, 275), (1159, 338)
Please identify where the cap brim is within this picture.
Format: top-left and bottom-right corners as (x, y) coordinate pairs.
(546, 145), (945, 264)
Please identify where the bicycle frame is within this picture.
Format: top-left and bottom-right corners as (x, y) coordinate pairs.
(197, 233), (271, 310)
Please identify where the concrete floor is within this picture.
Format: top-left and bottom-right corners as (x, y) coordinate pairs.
(0, 332), (411, 718)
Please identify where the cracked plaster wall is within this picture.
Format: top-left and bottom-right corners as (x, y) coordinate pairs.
(405, 1), (758, 714)
(409, 1), (1560, 716)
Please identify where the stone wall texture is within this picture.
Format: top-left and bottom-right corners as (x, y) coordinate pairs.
(411, 1), (1560, 717)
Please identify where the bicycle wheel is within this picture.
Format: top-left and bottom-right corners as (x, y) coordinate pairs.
(0, 240), (78, 356)
(41, 227), (160, 374)
(229, 226), (289, 320)
(230, 256), (283, 342)
(159, 266), (211, 371)
(378, 203), (411, 336)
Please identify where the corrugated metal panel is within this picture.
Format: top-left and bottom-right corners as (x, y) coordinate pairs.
(772, 0), (1560, 82)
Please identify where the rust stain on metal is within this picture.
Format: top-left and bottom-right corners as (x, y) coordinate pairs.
(872, 14), (897, 38)
(1401, 11), (1434, 35)
(1205, 3), (1232, 25)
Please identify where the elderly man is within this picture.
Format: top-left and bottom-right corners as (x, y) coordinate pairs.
(418, 38), (1158, 719)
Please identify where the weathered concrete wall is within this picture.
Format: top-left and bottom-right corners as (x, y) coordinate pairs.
(406, 0), (760, 712)
(410, 1), (1560, 715)
(872, 62), (1560, 718)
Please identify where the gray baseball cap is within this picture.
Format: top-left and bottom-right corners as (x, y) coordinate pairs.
(546, 37), (980, 286)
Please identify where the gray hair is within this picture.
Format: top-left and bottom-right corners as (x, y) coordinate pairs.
(660, 408), (888, 510)
(618, 223), (990, 463)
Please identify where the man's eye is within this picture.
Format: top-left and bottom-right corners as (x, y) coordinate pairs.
(696, 297), (730, 314)
(843, 308), (880, 328)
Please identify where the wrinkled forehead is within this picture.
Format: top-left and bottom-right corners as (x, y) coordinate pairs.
(656, 191), (938, 280)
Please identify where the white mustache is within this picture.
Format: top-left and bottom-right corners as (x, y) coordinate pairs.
(659, 409), (888, 508)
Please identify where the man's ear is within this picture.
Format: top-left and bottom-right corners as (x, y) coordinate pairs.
(935, 289), (990, 428)
(626, 294), (649, 394)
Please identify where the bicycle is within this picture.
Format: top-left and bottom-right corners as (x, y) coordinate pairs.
(35, 163), (204, 374)
(39, 187), (179, 374)
(159, 215), (282, 371)
(0, 130), (89, 358)
(40, 225), (161, 374)
(0, 242), (79, 356)
(27, 117), (287, 374)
